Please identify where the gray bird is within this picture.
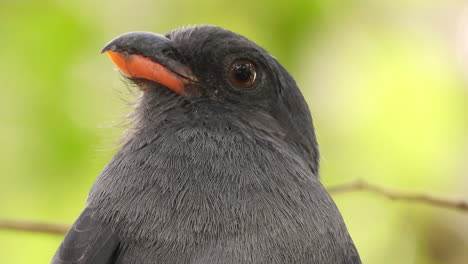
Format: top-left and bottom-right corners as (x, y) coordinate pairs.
(51, 25), (361, 264)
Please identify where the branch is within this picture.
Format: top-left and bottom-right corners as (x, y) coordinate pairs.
(0, 218), (68, 235)
(328, 179), (468, 212)
(1, 180), (467, 236)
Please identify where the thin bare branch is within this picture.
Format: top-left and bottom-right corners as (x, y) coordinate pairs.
(0, 218), (68, 235)
(328, 179), (468, 212)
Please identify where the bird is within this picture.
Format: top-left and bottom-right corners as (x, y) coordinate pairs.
(51, 25), (361, 264)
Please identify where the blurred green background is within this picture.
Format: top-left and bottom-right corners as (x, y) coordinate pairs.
(1, 0), (468, 263)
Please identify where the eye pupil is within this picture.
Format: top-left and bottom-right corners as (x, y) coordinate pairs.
(233, 64), (252, 82)
(228, 60), (257, 88)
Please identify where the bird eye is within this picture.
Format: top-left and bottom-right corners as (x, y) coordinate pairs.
(228, 59), (256, 88)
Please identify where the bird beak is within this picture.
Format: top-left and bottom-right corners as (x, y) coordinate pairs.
(102, 32), (197, 95)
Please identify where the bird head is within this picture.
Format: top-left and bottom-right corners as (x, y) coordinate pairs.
(103, 25), (319, 175)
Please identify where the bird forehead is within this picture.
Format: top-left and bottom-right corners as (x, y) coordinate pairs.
(167, 26), (260, 55)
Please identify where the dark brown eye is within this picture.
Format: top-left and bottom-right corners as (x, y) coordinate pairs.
(228, 60), (256, 88)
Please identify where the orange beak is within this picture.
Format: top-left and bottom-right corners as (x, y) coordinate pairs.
(105, 50), (191, 95)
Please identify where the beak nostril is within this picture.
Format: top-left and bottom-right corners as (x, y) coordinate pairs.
(161, 48), (182, 63)
(161, 48), (172, 55)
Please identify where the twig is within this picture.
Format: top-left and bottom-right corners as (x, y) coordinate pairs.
(1, 180), (467, 236)
(328, 179), (468, 212)
(0, 218), (68, 235)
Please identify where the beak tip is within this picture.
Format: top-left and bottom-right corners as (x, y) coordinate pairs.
(101, 43), (114, 54)
(101, 37), (121, 54)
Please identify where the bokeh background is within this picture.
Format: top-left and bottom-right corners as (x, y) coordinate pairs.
(1, 0), (468, 263)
